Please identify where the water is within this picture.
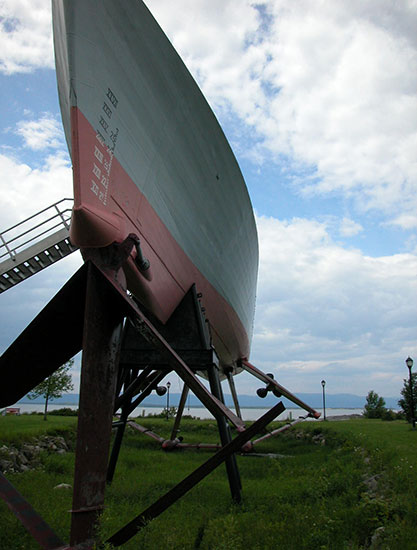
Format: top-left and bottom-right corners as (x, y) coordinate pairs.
(11, 402), (365, 421)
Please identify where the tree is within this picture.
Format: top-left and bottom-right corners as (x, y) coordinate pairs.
(398, 373), (417, 425)
(364, 390), (386, 418)
(28, 360), (74, 420)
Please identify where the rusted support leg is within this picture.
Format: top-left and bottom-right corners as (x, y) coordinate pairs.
(106, 401), (285, 547)
(170, 383), (189, 441)
(225, 369), (242, 419)
(70, 264), (123, 547)
(107, 367), (137, 484)
(207, 365), (242, 502)
(107, 407), (129, 484)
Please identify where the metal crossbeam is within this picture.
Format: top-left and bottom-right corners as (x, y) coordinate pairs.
(240, 359), (321, 419)
(0, 472), (65, 550)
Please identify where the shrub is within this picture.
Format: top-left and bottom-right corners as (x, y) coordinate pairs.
(48, 408), (78, 416)
(381, 409), (397, 421)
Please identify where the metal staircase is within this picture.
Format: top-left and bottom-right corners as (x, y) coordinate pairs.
(0, 199), (78, 293)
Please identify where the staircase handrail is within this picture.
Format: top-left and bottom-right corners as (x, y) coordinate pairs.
(0, 198), (73, 263)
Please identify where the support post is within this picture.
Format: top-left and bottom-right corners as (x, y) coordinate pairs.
(107, 407), (129, 484)
(70, 264), (123, 546)
(170, 383), (189, 441)
(225, 369), (242, 419)
(207, 365), (241, 502)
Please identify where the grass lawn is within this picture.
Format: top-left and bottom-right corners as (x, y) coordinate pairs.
(0, 413), (77, 443)
(0, 414), (416, 549)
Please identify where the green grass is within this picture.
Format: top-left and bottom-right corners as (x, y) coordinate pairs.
(0, 416), (416, 549)
(0, 413), (77, 443)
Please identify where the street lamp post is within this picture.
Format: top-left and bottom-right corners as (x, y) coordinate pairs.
(321, 380), (326, 421)
(405, 357), (415, 429)
(166, 381), (171, 420)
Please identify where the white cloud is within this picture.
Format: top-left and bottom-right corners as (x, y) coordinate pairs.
(2, 1), (416, 227)
(0, 0), (54, 74)
(15, 113), (64, 151)
(0, 152), (73, 229)
(239, 214), (417, 396)
(150, 0), (417, 228)
(387, 213), (417, 231)
(339, 217), (363, 237)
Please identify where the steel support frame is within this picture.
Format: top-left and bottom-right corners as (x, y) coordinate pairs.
(113, 278), (244, 498)
(72, 260), (249, 544)
(0, 256), (314, 549)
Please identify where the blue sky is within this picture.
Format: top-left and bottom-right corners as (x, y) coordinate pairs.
(0, 0), (416, 402)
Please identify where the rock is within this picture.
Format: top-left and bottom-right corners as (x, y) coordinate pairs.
(8, 450), (19, 467)
(21, 444), (37, 459)
(0, 459), (13, 472)
(362, 474), (381, 494)
(370, 526), (385, 549)
(0, 434), (72, 473)
(55, 436), (68, 451)
(54, 483), (72, 490)
(17, 453), (29, 466)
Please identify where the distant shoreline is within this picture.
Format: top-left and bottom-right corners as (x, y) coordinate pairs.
(15, 392), (401, 410)
(16, 401), (368, 411)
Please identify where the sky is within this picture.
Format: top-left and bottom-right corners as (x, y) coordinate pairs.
(0, 0), (416, 403)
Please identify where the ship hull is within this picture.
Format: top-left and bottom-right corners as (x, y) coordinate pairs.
(52, 0), (258, 369)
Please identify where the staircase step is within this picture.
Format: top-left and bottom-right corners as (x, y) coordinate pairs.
(0, 232), (78, 294)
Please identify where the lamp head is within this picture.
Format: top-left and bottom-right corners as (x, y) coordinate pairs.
(256, 387), (268, 398)
(321, 380), (326, 388)
(406, 357), (413, 369)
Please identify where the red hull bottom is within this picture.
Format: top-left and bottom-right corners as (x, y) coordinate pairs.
(69, 107), (249, 367)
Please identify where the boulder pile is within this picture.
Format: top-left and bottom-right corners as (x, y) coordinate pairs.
(0, 434), (73, 474)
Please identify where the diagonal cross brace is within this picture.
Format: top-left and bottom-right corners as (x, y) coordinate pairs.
(0, 472), (65, 550)
(240, 359), (321, 419)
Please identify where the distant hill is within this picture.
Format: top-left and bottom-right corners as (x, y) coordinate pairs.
(18, 393), (80, 405)
(18, 392), (400, 410)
